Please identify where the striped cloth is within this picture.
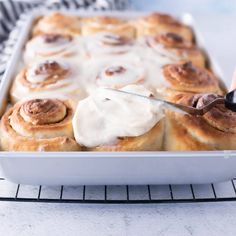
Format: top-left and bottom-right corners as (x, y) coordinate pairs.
(0, 0), (129, 77)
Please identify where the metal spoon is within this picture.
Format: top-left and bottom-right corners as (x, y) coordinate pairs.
(106, 88), (236, 116)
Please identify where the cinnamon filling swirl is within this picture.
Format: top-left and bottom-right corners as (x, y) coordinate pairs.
(8, 99), (73, 139)
(100, 33), (132, 46)
(147, 33), (192, 49)
(0, 98), (80, 151)
(163, 62), (218, 91)
(24, 33), (78, 61)
(43, 34), (73, 44)
(19, 99), (67, 125)
(96, 64), (145, 88)
(22, 60), (69, 88)
(86, 32), (133, 56)
(104, 66), (126, 76)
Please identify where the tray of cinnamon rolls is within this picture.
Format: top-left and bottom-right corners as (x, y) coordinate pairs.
(0, 10), (235, 185)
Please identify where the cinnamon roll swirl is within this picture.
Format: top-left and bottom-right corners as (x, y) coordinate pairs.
(158, 62), (221, 97)
(136, 13), (193, 43)
(145, 33), (205, 67)
(165, 93), (236, 150)
(72, 85), (165, 151)
(0, 98), (80, 151)
(85, 32), (134, 57)
(95, 63), (145, 89)
(82, 16), (135, 39)
(32, 12), (81, 36)
(10, 60), (86, 103)
(24, 33), (83, 64)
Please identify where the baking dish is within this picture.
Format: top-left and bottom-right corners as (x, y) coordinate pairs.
(0, 10), (234, 185)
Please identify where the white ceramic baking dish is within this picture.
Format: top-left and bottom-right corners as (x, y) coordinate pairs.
(0, 10), (234, 185)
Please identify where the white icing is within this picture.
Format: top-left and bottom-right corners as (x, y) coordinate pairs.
(24, 35), (85, 65)
(137, 37), (179, 64)
(148, 43), (180, 61)
(12, 59), (87, 102)
(72, 85), (164, 147)
(23, 33), (180, 96)
(96, 62), (145, 88)
(85, 32), (133, 56)
(26, 60), (69, 84)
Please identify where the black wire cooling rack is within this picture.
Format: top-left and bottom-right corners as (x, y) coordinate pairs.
(1, 177), (236, 204)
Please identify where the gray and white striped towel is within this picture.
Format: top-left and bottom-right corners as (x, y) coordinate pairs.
(0, 0), (130, 76)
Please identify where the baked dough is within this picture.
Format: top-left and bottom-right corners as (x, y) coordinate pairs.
(158, 62), (221, 98)
(82, 16), (135, 39)
(145, 32), (205, 67)
(0, 98), (80, 151)
(32, 12), (81, 36)
(135, 12), (193, 43)
(165, 93), (236, 150)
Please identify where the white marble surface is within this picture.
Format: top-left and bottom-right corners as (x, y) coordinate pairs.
(2, 1), (236, 236)
(1, 202), (236, 236)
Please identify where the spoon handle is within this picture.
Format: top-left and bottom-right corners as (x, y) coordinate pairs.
(200, 97), (225, 114)
(166, 98), (225, 116)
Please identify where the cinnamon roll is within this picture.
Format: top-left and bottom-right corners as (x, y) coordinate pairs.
(24, 33), (83, 64)
(85, 32), (134, 57)
(32, 12), (81, 36)
(72, 85), (165, 151)
(0, 98), (80, 151)
(10, 60), (86, 103)
(157, 62), (221, 98)
(145, 33), (205, 67)
(95, 63), (145, 89)
(135, 13), (193, 43)
(165, 93), (236, 150)
(82, 16), (135, 39)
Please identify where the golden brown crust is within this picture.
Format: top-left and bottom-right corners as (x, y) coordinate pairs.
(89, 119), (165, 151)
(81, 16), (136, 39)
(164, 93), (236, 150)
(136, 12), (193, 43)
(84, 16), (125, 25)
(159, 62), (220, 98)
(32, 12), (81, 36)
(0, 98), (80, 151)
(146, 33), (205, 67)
